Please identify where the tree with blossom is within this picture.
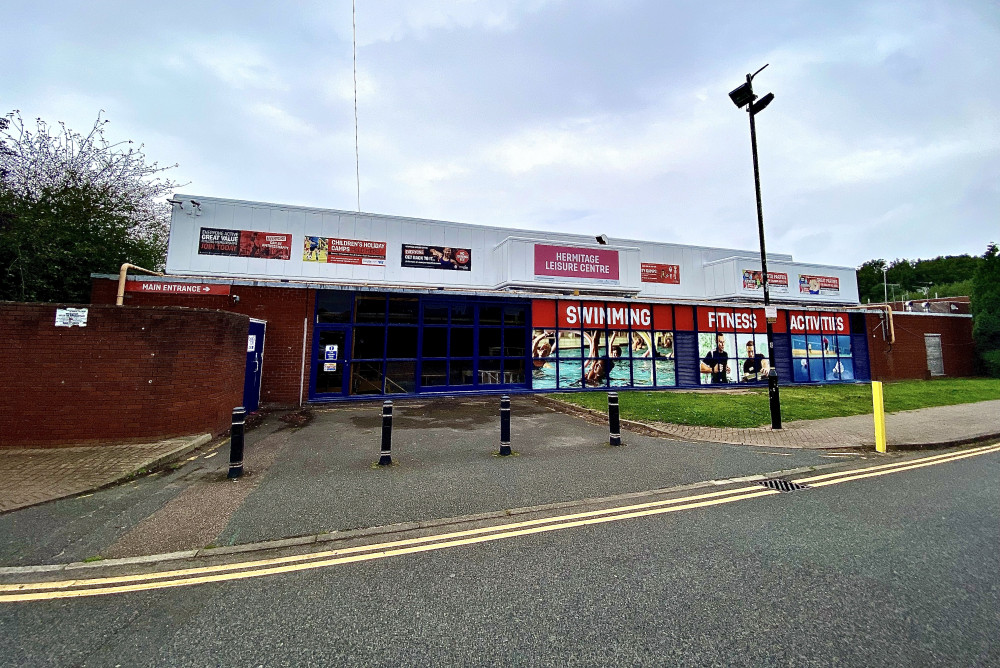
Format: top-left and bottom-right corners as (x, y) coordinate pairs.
(0, 110), (183, 302)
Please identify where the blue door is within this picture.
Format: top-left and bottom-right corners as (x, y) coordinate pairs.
(243, 319), (267, 412)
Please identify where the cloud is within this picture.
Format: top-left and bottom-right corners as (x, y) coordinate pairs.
(182, 40), (286, 91)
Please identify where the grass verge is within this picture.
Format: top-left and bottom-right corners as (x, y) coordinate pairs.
(550, 378), (1000, 429)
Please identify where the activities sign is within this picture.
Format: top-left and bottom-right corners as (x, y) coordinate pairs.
(199, 227), (291, 260)
(640, 263), (680, 284)
(401, 245), (472, 271)
(533, 245), (619, 281)
(799, 274), (840, 296)
(303, 237), (387, 266)
(788, 311), (848, 334)
(742, 270), (788, 293)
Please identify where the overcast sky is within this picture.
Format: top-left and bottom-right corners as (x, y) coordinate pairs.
(5, 1), (997, 268)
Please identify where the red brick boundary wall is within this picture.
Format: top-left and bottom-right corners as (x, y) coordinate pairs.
(0, 303), (248, 448)
(91, 279), (313, 407)
(864, 312), (975, 381)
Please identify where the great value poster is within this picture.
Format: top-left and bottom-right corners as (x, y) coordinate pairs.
(798, 274), (840, 296)
(303, 237), (387, 266)
(401, 245), (472, 271)
(742, 270), (788, 293)
(199, 227), (292, 260)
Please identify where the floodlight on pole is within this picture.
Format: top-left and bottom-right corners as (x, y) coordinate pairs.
(730, 63), (781, 430)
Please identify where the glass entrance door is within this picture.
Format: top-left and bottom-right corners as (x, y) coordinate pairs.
(312, 327), (350, 398)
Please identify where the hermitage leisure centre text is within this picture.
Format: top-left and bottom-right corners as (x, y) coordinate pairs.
(543, 252), (612, 275)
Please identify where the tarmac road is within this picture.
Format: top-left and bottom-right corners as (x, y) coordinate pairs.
(2, 441), (997, 666)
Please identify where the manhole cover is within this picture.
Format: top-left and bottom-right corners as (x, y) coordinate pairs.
(759, 478), (809, 493)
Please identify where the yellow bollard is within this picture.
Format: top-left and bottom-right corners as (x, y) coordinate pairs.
(872, 381), (887, 453)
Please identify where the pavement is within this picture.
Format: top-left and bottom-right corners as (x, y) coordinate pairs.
(0, 396), (998, 568)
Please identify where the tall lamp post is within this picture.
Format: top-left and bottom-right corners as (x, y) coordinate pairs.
(729, 64), (781, 430)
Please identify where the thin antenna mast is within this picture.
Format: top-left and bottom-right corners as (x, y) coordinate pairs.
(352, 0), (361, 212)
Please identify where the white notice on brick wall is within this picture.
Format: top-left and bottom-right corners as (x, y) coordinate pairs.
(55, 308), (88, 327)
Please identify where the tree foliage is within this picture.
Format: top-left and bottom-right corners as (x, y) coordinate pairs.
(0, 110), (181, 303)
(970, 243), (1000, 376)
(855, 254), (983, 303)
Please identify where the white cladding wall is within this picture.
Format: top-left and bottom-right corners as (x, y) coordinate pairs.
(703, 257), (859, 305)
(166, 195), (859, 303)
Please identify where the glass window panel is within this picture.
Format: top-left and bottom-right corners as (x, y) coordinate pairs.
(654, 332), (674, 359)
(737, 334), (768, 383)
(793, 358), (810, 382)
(422, 327), (448, 358)
(533, 357), (558, 390)
(423, 303), (449, 324)
(387, 298), (419, 324)
(451, 304), (474, 325)
(479, 306), (502, 325)
(504, 328), (526, 357)
(809, 358), (825, 381)
(654, 360), (676, 386)
(628, 332), (655, 359)
(387, 326), (418, 359)
(607, 331), (630, 360)
(316, 291), (352, 323)
(824, 358), (842, 381)
(791, 335), (808, 358)
(355, 295), (386, 323)
(315, 362), (345, 393)
(806, 335), (824, 358)
(505, 306), (526, 326)
(451, 328), (474, 357)
(699, 332), (735, 385)
(421, 361), (447, 387)
(479, 328), (503, 357)
(353, 327), (385, 359)
(450, 360), (474, 385)
(631, 359), (653, 386)
(820, 333), (836, 356)
(555, 330), (583, 358)
(557, 360), (583, 389)
(351, 361), (384, 395)
(385, 361), (416, 394)
(609, 357), (630, 387)
(504, 358), (526, 385)
(836, 335), (853, 357)
(836, 358), (855, 380)
(479, 359), (503, 385)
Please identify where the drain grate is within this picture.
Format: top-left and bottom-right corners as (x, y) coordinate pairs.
(759, 478), (809, 492)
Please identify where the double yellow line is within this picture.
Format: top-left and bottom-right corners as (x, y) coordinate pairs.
(2, 442), (998, 603)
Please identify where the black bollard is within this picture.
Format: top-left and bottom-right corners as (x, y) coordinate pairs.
(228, 407), (246, 479)
(767, 369), (782, 430)
(608, 392), (622, 446)
(378, 400), (393, 466)
(499, 395), (511, 456)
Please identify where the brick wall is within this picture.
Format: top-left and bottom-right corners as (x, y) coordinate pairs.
(0, 303), (248, 448)
(864, 312), (975, 381)
(91, 279), (314, 406)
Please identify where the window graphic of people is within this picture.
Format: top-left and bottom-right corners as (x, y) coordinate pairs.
(583, 331), (613, 386)
(741, 340), (769, 382)
(531, 331), (556, 369)
(700, 334), (730, 384)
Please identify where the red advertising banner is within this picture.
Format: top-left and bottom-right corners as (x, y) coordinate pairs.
(640, 263), (680, 284)
(125, 281), (231, 296)
(303, 236), (387, 266)
(534, 245), (619, 280)
(199, 227), (292, 260)
(742, 270), (788, 293)
(697, 307), (766, 333)
(798, 274), (840, 295)
(788, 311), (848, 334)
